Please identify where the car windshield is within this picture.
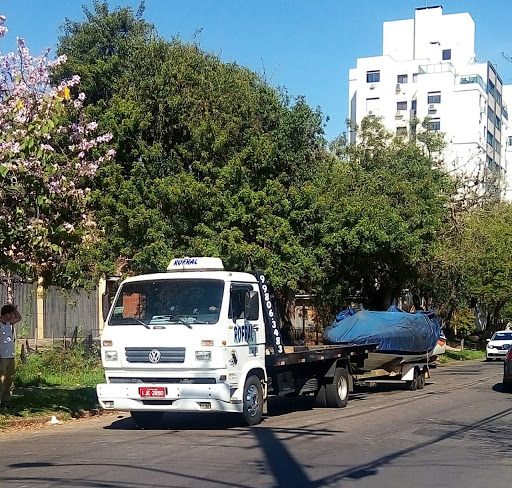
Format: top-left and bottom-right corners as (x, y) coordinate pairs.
(109, 279), (224, 326)
(492, 332), (512, 341)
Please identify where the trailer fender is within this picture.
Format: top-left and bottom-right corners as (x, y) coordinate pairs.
(230, 361), (268, 403)
(401, 363), (427, 381)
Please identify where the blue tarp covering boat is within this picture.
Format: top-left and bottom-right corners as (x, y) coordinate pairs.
(324, 305), (442, 354)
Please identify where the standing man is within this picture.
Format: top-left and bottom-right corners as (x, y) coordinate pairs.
(0, 304), (21, 408)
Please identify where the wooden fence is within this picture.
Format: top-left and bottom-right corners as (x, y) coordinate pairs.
(0, 281), (104, 339)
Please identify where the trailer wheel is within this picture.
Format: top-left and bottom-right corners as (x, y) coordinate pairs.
(416, 371), (426, 390)
(408, 369), (419, 391)
(243, 375), (263, 426)
(314, 384), (327, 407)
(325, 367), (349, 408)
(130, 411), (163, 429)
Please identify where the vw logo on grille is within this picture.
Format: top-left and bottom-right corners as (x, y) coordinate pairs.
(148, 349), (161, 363)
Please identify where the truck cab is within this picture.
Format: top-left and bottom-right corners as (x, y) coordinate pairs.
(97, 257), (268, 427)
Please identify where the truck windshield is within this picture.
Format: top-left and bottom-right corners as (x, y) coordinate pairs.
(109, 279), (224, 326)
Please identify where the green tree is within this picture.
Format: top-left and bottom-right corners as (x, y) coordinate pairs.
(314, 117), (454, 310)
(420, 201), (512, 332)
(55, 4), (457, 325)
(55, 3), (330, 306)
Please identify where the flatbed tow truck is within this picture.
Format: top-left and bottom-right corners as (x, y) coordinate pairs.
(97, 257), (377, 427)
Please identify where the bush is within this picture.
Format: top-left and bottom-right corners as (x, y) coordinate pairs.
(16, 343), (104, 387)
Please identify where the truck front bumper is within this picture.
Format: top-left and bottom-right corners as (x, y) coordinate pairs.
(96, 382), (243, 414)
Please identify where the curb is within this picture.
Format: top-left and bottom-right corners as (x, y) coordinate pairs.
(0, 408), (106, 432)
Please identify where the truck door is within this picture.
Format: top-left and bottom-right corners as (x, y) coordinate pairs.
(226, 283), (265, 384)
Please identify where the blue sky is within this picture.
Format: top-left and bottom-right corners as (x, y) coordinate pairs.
(2, 0), (512, 141)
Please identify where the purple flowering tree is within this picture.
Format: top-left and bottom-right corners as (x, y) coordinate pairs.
(0, 16), (115, 302)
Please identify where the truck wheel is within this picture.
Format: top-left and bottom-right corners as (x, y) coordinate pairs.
(408, 369), (419, 391)
(130, 411), (163, 429)
(416, 371), (426, 390)
(325, 367), (349, 408)
(243, 375), (263, 426)
(314, 384), (327, 407)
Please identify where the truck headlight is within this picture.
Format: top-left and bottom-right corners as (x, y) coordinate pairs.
(195, 351), (211, 361)
(104, 350), (118, 361)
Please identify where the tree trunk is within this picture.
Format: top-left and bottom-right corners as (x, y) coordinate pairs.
(274, 286), (296, 326)
(4, 270), (14, 305)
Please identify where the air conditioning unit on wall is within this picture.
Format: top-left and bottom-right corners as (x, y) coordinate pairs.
(368, 110), (373, 115)
(429, 104), (435, 109)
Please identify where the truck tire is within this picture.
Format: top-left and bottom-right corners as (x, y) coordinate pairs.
(325, 367), (349, 408)
(416, 371), (426, 390)
(408, 369), (419, 391)
(130, 411), (163, 429)
(243, 375), (263, 426)
(314, 384), (327, 407)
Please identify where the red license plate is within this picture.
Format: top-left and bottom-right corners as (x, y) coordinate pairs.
(139, 387), (166, 398)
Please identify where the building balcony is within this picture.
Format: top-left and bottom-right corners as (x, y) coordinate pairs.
(418, 62), (456, 76)
(458, 74), (487, 92)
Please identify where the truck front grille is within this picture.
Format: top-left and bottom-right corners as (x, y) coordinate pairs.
(125, 347), (186, 363)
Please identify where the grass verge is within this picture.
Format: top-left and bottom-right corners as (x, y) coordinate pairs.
(0, 344), (104, 430)
(437, 349), (486, 363)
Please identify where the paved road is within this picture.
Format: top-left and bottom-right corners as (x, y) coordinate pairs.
(1, 360), (511, 488)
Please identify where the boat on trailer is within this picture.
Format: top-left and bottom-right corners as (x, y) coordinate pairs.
(324, 305), (444, 373)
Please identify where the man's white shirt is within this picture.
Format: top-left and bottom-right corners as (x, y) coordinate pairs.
(0, 321), (14, 358)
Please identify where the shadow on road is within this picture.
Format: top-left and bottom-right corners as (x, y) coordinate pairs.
(104, 411), (246, 430)
(492, 382), (512, 394)
(8, 405), (512, 488)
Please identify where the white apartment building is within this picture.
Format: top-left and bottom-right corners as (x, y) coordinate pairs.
(348, 6), (512, 199)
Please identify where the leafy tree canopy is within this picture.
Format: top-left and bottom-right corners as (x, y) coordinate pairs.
(55, 3), (456, 320)
(56, 2), (329, 295)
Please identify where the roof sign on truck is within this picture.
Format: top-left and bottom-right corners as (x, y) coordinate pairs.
(167, 257), (225, 272)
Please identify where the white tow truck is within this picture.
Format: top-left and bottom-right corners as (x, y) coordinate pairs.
(97, 257), (377, 427)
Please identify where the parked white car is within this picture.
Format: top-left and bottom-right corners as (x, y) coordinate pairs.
(486, 331), (512, 360)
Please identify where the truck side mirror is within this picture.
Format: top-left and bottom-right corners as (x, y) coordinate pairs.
(245, 291), (260, 321)
(102, 293), (111, 322)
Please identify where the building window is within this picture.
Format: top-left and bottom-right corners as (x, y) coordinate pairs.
(442, 49), (452, 61)
(396, 127), (408, 136)
(496, 117), (501, 131)
(366, 70), (380, 83)
(496, 141), (501, 154)
(411, 100), (417, 110)
(397, 101), (407, 111)
(397, 74), (408, 84)
(487, 130), (494, 147)
(488, 107), (495, 123)
(488, 80), (495, 98)
(507, 136), (512, 147)
(428, 118), (441, 131)
(412, 73), (418, 83)
(366, 97), (380, 112)
(428, 91), (441, 104)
